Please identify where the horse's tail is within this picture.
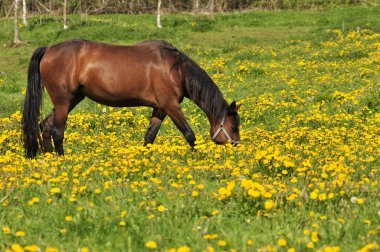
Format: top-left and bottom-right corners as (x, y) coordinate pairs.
(22, 46), (47, 158)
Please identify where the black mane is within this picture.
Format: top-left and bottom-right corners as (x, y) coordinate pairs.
(184, 57), (228, 122)
(160, 42), (228, 123)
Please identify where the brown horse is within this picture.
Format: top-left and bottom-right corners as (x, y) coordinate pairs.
(22, 40), (241, 158)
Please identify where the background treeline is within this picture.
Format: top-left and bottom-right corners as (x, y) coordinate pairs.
(0, 0), (372, 17)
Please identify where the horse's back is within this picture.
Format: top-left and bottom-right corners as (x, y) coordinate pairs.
(40, 39), (182, 108)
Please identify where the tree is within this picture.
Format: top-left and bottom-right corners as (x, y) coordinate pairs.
(156, 0), (162, 28)
(192, 0), (199, 15)
(14, 0), (21, 44)
(22, 0), (27, 25)
(210, 0), (214, 19)
(63, 0), (68, 29)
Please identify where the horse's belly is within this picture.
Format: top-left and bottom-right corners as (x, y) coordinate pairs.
(85, 93), (156, 108)
(80, 65), (157, 107)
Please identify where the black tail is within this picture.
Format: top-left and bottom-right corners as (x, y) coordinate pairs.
(22, 46), (47, 158)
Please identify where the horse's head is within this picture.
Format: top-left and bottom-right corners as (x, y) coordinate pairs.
(211, 101), (241, 146)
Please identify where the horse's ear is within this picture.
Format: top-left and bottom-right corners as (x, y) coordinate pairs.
(229, 101), (241, 112)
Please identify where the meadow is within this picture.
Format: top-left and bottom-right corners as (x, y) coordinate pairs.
(0, 6), (380, 252)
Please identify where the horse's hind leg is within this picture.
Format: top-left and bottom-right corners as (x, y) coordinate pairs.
(144, 108), (166, 146)
(51, 102), (69, 155)
(51, 92), (85, 155)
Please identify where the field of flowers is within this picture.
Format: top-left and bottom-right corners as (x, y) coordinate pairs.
(0, 16), (379, 252)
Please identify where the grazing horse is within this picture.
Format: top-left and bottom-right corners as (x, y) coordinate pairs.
(22, 40), (241, 158)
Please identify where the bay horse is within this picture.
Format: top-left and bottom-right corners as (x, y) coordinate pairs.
(22, 40), (241, 158)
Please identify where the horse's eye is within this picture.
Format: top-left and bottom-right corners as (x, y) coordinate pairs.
(232, 127), (239, 133)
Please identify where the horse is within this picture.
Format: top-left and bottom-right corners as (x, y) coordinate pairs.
(22, 39), (241, 158)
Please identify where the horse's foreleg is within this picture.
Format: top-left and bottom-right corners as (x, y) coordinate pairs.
(39, 111), (54, 153)
(144, 108), (167, 146)
(165, 103), (196, 148)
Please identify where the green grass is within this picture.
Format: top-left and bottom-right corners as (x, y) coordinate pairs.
(0, 6), (379, 116)
(0, 5), (379, 252)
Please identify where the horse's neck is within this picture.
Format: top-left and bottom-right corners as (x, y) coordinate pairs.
(194, 91), (228, 126)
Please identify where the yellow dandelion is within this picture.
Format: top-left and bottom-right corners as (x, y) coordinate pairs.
(311, 232), (319, 242)
(212, 210), (219, 215)
(145, 241), (157, 249)
(24, 245), (40, 252)
(3, 226), (11, 235)
(203, 234), (218, 240)
(306, 242), (314, 249)
(15, 231), (25, 237)
(264, 200), (275, 210)
(45, 248), (59, 252)
(248, 189), (260, 198)
(120, 210), (127, 217)
(278, 238), (287, 247)
(357, 198), (365, 204)
(157, 205), (166, 212)
(191, 190), (199, 197)
(50, 187), (61, 194)
(217, 240), (227, 247)
(177, 246), (191, 252)
(11, 244), (24, 252)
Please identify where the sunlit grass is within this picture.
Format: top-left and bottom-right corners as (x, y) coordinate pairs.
(0, 8), (380, 252)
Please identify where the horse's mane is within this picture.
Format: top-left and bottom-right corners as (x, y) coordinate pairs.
(160, 41), (228, 122)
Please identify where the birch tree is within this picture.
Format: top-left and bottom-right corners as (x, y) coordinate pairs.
(14, 0), (21, 44)
(192, 0), (199, 15)
(210, 0), (214, 20)
(63, 0), (68, 29)
(156, 0), (162, 28)
(22, 0), (27, 25)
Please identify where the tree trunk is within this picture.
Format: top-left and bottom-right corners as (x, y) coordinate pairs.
(63, 0), (68, 29)
(192, 0), (199, 15)
(14, 0), (21, 44)
(129, 0), (134, 14)
(156, 0), (162, 28)
(22, 0), (27, 25)
(210, 0), (214, 20)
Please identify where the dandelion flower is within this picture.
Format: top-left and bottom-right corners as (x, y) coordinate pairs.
(2, 226), (11, 235)
(157, 205), (166, 212)
(264, 200), (275, 210)
(178, 246), (191, 252)
(15, 231), (25, 237)
(278, 238), (287, 247)
(145, 241), (157, 249)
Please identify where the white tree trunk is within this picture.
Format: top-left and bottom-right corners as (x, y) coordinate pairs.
(63, 0), (68, 29)
(14, 0), (21, 44)
(22, 0), (27, 25)
(156, 0), (162, 28)
(210, 0), (214, 19)
(193, 0), (199, 15)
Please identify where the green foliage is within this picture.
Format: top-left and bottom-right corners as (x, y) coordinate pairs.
(0, 6), (380, 252)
